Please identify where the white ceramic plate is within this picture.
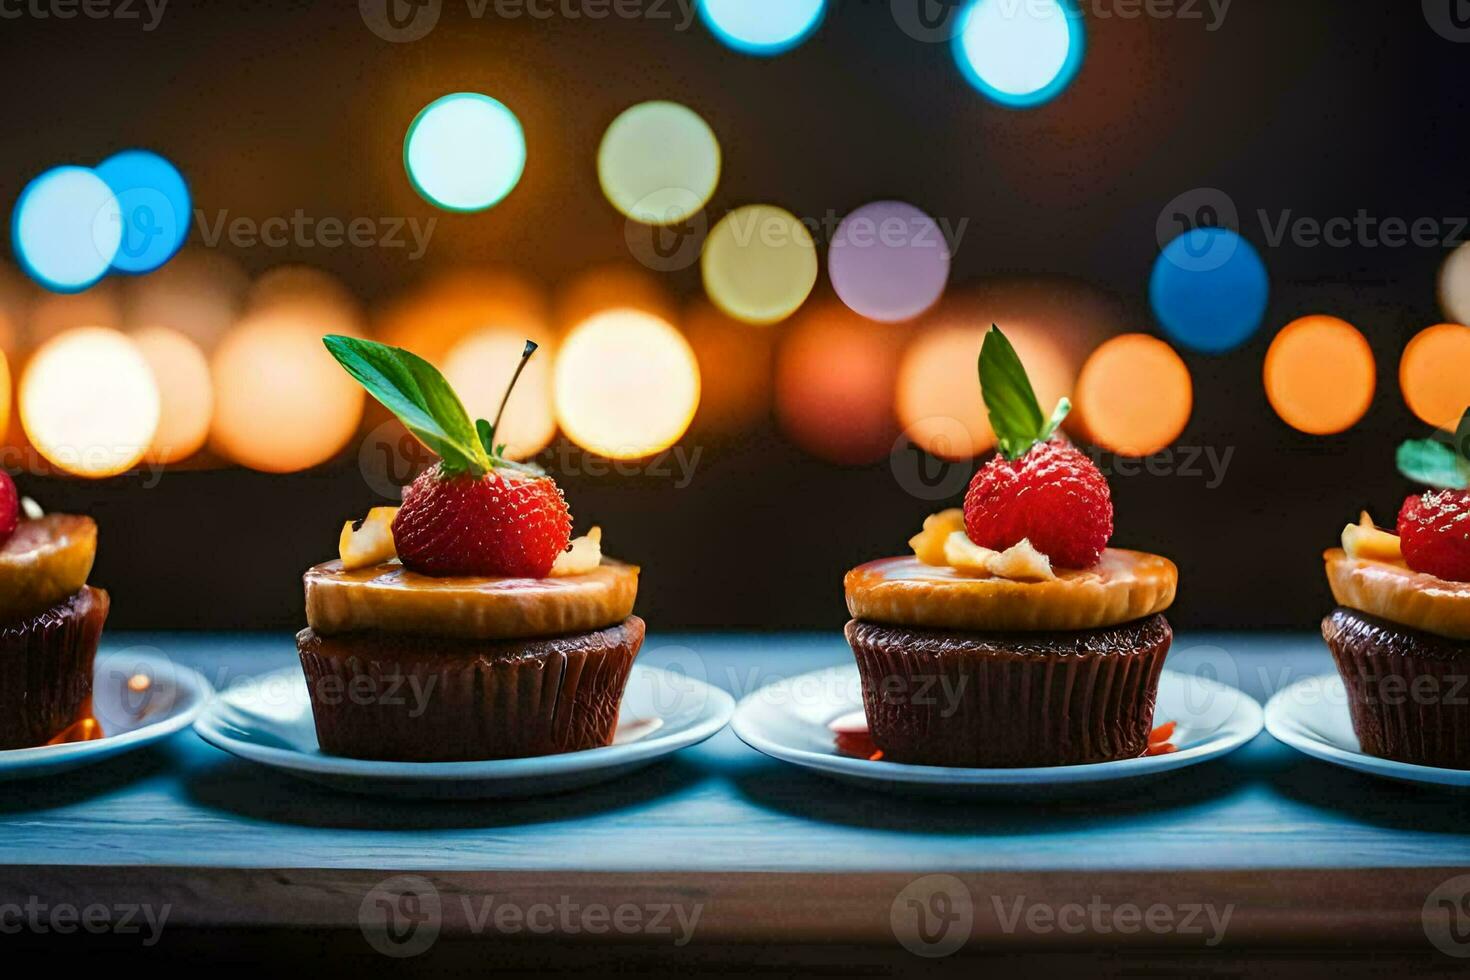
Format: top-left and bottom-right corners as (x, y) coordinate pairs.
(194, 663), (735, 799)
(732, 665), (1264, 799)
(1266, 673), (1470, 788)
(0, 649), (214, 781)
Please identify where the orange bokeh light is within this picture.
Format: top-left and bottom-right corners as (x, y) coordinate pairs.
(1076, 334), (1193, 456)
(779, 303), (906, 465)
(443, 329), (557, 460)
(1264, 315), (1376, 435)
(1399, 323), (1470, 430)
(27, 283), (121, 348)
(896, 318), (1075, 461)
(556, 264), (676, 334)
(133, 327), (215, 464)
(211, 310), (365, 472)
(379, 268), (546, 364)
(0, 350), (10, 441)
(683, 300), (773, 435)
(122, 249), (248, 352)
(553, 309), (700, 460)
(19, 327), (160, 478)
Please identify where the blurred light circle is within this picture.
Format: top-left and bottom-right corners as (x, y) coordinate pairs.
(896, 320), (1074, 461)
(698, 0), (824, 55)
(953, 0), (1084, 108)
(684, 300), (773, 434)
(211, 311), (364, 472)
(1264, 315), (1375, 435)
(404, 93), (526, 212)
(0, 349), (9, 441)
(1439, 242), (1470, 326)
(554, 309), (700, 460)
(443, 330), (557, 460)
(557, 263), (676, 333)
(122, 248), (247, 352)
(1150, 228), (1269, 354)
(132, 327), (214, 464)
(779, 303), (904, 465)
(19, 327), (160, 478)
(95, 149), (191, 275)
(830, 201), (950, 323)
(1076, 334), (1192, 456)
(1400, 323), (1470, 430)
(599, 102), (720, 226)
(702, 205), (817, 325)
(12, 167), (122, 292)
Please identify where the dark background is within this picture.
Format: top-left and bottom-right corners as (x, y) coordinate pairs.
(2, 0), (1466, 631)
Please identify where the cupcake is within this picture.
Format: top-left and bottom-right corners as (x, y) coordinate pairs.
(1320, 415), (1470, 768)
(844, 327), (1177, 767)
(300, 337), (642, 762)
(0, 477), (110, 750)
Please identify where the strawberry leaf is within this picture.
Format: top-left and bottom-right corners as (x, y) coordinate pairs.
(1397, 438), (1469, 490)
(979, 325), (1072, 461)
(323, 335), (490, 476)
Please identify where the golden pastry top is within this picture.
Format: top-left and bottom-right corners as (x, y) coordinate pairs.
(845, 549), (1176, 633)
(0, 515), (97, 623)
(1324, 548), (1470, 641)
(305, 558), (639, 640)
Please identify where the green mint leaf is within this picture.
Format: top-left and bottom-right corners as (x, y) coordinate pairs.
(476, 419), (495, 457)
(1396, 437), (1469, 490)
(1455, 407), (1470, 464)
(323, 335), (490, 475)
(980, 325), (1064, 460)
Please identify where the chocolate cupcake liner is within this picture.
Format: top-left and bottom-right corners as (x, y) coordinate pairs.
(297, 617), (644, 762)
(1323, 607), (1470, 769)
(0, 587), (109, 750)
(846, 615), (1172, 767)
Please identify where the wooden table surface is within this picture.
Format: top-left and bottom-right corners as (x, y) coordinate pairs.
(2, 631), (1467, 955)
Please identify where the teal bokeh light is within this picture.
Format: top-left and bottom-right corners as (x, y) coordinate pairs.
(953, 0), (1085, 108)
(96, 149), (191, 274)
(12, 166), (122, 293)
(404, 93), (527, 213)
(698, 0), (825, 56)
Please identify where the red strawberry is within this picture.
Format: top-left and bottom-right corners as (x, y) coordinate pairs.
(1398, 489), (1470, 582)
(0, 472), (16, 547)
(964, 437), (1114, 569)
(392, 464), (572, 579)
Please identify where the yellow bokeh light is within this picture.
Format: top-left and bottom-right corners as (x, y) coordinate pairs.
(1400, 323), (1470, 430)
(1264, 315), (1376, 435)
(19, 327), (160, 478)
(779, 302), (905, 465)
(443, 330), (557, 460)
(1440, 242), (1470, 326)
(598, 101), (721, 226)
(132, 327), (215, 464)
(896, 320), (1074, 461)
(211, 310), (365, 473)
(1076, 334), (1193, 456)
(554, 309), (700, 460)
(702, 204), (817, 325)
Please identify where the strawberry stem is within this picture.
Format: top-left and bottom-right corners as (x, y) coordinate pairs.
(479, 340), (538, 461)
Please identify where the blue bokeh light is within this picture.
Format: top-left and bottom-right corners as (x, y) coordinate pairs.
(698, 0), (825, 56)
(96, 149), (192, 274)
(953, 0), (1085, 108)
(12, 166), (122, 293)
(1150, 228), (1271, 354)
